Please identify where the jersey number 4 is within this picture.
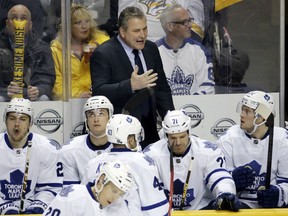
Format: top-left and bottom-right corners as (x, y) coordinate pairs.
(153, 176), (164, 190)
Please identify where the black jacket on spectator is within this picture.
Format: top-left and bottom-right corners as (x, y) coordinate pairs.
(0, 28), (55, 101)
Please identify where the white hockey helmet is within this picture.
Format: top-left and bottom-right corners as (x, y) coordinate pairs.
(100, 160), (133, 193)
(83, 96), (114, 118)
(4, 98), (33, 124)
(106, 114), (144, 151)
(162, 109), (191, 134)
(238, 91), (275, 119)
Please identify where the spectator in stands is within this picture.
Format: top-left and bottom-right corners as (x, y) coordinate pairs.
(156, 4), (214, 95)
(0, 4), (55, 102)
(51, 4), (109, 100)
(0, 0), (47, 39)
(111, 0), (205, 42)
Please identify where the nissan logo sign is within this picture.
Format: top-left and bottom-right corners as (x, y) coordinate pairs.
(34, 109), (63, 133)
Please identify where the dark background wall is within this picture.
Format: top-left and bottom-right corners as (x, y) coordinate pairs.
(226, 0), (281, 92)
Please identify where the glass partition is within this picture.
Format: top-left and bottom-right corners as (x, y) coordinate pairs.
(59, 0), (286, 140)
(0, 0), (284, 143)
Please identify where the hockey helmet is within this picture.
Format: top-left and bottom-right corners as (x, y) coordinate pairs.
(4, 98), (33, 124)
(100, 160), (133, 193)
(162, 109), (191, 134)
(106, 114), (144, 151)
(238, 91), (275, 119)
(83, 96), (114, 118)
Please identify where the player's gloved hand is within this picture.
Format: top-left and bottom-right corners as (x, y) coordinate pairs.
(24, 200), (47, 214)
(257, 185), (279, 208)
(24, 207), (44, 214)
(232, 165), (256, 192)
(4, 209), (19, 215)
(214, 192), (241, 211)
(0, 202), (19, 215)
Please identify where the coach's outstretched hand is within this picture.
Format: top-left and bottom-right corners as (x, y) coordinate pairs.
(257, 185), (280, 208)
(232, 165), (256, 192)
(214, 192), (241, 211)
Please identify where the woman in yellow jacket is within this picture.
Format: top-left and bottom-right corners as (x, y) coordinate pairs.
(51, 4), (109, 100)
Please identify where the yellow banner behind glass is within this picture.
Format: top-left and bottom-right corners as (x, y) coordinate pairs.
(12, 19), (27, 98)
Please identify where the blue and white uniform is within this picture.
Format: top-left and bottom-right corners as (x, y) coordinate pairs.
(61, 134), (112, 185)
(43, 183), (130, 216)
(156, 37), (215, 95)
(0, 133), (63, 214)
(82, 148), (169, 216)
(216, 125), (288, 208)
(143, 135), (236, 210)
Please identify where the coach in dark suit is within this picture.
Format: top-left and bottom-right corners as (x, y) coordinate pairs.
(90, 6), (174, 149)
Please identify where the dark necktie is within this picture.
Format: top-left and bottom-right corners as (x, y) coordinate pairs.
(133, 49), (144, 75)
(132, 49), (149, 116)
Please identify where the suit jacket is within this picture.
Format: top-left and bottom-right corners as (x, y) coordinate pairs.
(90, 36), (174, 147)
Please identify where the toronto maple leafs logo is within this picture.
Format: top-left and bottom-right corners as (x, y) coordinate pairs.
(167, 66), (193, 95)
(139, 0), (175, 17)
(60, 185), (74, 197)
(203, 141), (218, 151)
(244, 160), (265, 193)
(0, 170), (31, 201)
(49, 139), (61, 150)
(164, 179), (194, 209)
(143, 155), (156, 166)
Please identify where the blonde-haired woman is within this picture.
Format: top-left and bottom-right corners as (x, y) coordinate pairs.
(51, 5), (109, 100)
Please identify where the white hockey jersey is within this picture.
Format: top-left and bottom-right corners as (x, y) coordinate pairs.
(82, 148), (169, 216)
(118, 0), (204, 42)
(43, 184), (130, 216)
(0, 132), (63, 213)
(216, 125), (288, 208)
(156, 37), (215, 95)
(61, 134), (112, 185)
(143, 136), (236, 210)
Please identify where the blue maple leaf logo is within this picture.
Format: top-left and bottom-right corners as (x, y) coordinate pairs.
(0, 169), (31, 201)
(60, 185), (74, 197)
(167, 66), (193, 95)
(164, 178), (194, 209)
(203, 141), (218, 151)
